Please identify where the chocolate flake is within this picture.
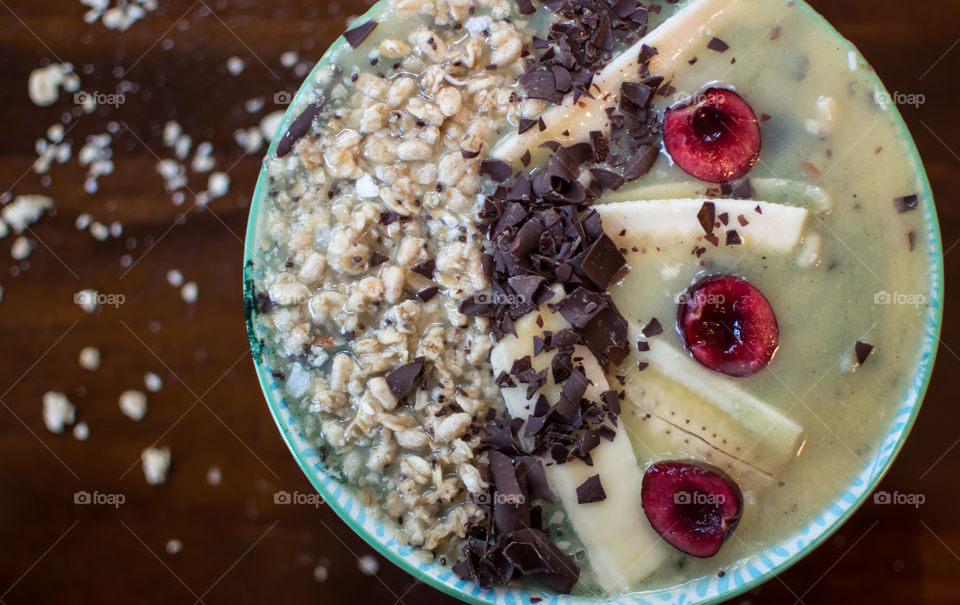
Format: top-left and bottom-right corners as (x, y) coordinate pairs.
(343, 21), (378, 49)
(370, 251), (389, 266)
(725, 230), (742, 246)
(417, 286), (440, 302)
(481, 160), (512, 182)
(697, 201), (716, 235)
(276, 102), (322, 158)
(641, 318), (663, 337)
(893, 194), (918, 214)
(707, 37), (730, 53)
(854, 341), (874, 366)
(411, 259), (436, 279)
(575, 474), (607, 504)
(386, 357), (425, 399)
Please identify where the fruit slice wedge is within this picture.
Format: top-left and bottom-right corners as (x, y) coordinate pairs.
(595, 198), (809, 253)
(624, 323), (804, 476)
(492, 0), (742, 166)
(490, 307), (671, 593)
(600, 178), (833, 212)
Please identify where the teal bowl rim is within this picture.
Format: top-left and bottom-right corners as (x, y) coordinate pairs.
(242, 1), (944, 602)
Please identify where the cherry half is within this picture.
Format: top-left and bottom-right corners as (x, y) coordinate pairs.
(663, 88), (762, 183)
(641, 461), (743, 558)
(679, 275), (779, 377)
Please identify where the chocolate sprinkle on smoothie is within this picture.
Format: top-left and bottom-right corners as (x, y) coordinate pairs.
(707, 37), (730, 53)
(576, 474), (607, 503)
(343, 20), (378, 49)
(893, 194), (918, 213)
(276, 101), (323, 158)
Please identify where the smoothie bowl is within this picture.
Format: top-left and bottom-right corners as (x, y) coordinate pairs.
(243, 0), (942, 601)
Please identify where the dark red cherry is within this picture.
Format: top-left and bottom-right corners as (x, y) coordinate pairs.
(679, 275), (778, 377)
(641, 461), (743, 558)
(663, 88), (761, 183)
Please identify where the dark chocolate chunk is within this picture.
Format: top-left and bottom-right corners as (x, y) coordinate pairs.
(580, 234), (626, 289)
(411, 259), (436, 279)
(515, 0), (536, 15)
(555, 287), (608, 329)
(707, 37), (730, 53)
(385, 357), (425, 399)
(508, 275), (546, 304)
(516, 456), (554, 504)
(518, 71), (564, 105)
(417, 286), (440, 302)
(276, 102), (322, 158)
(370, 251), (389, 266)
(725, 230), (742, 246)
(622, 145), (659, 181)
(575, 474), (607, 504)
(731, 178), (753, 199)
(854, 340), (874, 366)
(641, 317), (663, 337)
(518, 118), (538, 134)
(589, 168), (624, 191)
(893, 194), (918, 213)
(697, 201), (716, 235)
(343, 20), (378, 48)
(481, 160), (512, 182)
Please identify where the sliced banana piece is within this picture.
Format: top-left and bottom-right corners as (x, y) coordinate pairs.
(492, 0), (742, 165)
(491, 309), (671, 594)
(595, 198), (808, 253)
(626, 323), (804, 475)
(600, 178), (833, 212)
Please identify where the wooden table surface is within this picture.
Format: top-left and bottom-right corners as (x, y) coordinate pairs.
(1, 0), (958, 603)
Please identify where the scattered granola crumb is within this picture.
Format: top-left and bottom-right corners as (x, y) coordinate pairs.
(73, 421), (90, 441)
(78, 346), (102, 371)
(180, 281), (198, 304)
(166, 269), (183, 287)
(11, 236), (34, 260)
(313, 563), (329, 582)
(206, 466), (222, 486)
(226, 56), (245, 75)
(42, 391), (75, 433)
(28, 63), (80, 106)
(144, 371), (163, 392)
(142, 447), (171, 485)
(280, 51), (299, 68)
(2, 195), (54, 233)
(165, 539), (183, 555)
(357, 555), (380, 576)
(207, 172), (230, 199)
(119, 389), (148, 421)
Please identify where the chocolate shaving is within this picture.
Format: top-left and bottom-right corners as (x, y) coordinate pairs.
(411, 259), (436, 279)
(641, 317), (663, 337)
(707, 37), (730, 53)
(370, 251), (389, 267)
(725, 230), (742, 246)
(481, 160), (512, 183)
(343, 20), (378, 49)
(276, 102), (322, 158)
(385, 357), (425, 400)
(854, 340), (874, 366)
(575, 474), (607, 503)
(893, 194), (918, 214)
(697, 201), (716, 235)
(417, 286), (439, 302)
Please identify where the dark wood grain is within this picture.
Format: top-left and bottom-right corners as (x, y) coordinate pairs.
(0, 1), (958, 604)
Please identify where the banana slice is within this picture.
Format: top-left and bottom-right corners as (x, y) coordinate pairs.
(600, 178), (833, 212)
(492, 0), (742, 165)
(595, 198), (808, 253)
(626, 323), (804, 475)
(491, 309), (671, 594)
